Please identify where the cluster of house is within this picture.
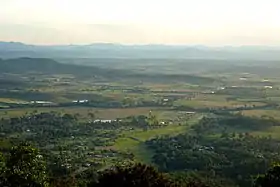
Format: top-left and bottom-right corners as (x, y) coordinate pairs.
(30, 101), (53, 104)
(72, 99), (89, 103)
(93, 119), (117, 123)
(28, 101), (57, 106)
(195, 145), (215, 151)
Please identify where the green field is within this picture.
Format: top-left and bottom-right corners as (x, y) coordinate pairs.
(252, 126), (280, 139)
(113, 114), (203, 162)
(114, 125), (188, 163)
(0, 107), (157, 119)
(242, 109), (280, 119)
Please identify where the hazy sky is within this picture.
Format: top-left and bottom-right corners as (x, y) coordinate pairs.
(0, 0), (280, 45)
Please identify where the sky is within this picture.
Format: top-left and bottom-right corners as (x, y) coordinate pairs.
(0, 0), (280, 45)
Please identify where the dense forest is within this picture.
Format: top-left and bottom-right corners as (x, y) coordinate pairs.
(0, 142), (280, 187)
(1, 112), (280, 187)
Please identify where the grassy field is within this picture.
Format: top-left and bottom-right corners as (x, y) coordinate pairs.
(0, 107), (160, 119)
(176, 99), (246, 108)
(113, 114), (203, 163)
(173, 92), (268, 109)
(113, 125), (188, 163)
(242, 109), (280, 119)
(1, 106), (202, 122)
(252, 126), (280, 139)
(0, 97), (27, 103)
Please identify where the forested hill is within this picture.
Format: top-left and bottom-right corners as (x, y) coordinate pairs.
(0, 57), (215, 84)
(0, 57), (120, 77)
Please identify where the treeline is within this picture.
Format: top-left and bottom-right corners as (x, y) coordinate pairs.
(145, 114), (280, 187)
(0, 143), (279, 187)
(0, 142), (218, 187)
(147, 134), (280, 187)
(192, 114), (280, 134)
(0, 112), (165, 170)
(0, 112), (163, 145)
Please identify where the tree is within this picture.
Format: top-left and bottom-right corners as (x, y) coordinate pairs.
(147, 111), (158, 127)
(90, 163), (175, 187)
(5, 143), (49, 187)
(0, 153), (6, 186)
(88, 112), (95, 120)
(170, 171), (236, 187)
(75, 167), (98, 187)
(254, 164), (280, 187)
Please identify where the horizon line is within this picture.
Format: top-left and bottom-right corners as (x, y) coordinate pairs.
(1, 41), (280, 48)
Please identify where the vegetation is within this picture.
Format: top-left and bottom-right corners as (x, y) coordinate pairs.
(1, 57), (280, 186)
(254, 164), (280, 187)
(2, 143), (280, 187)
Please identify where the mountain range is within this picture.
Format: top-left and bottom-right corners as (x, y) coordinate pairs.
(1, 42), (280, 60)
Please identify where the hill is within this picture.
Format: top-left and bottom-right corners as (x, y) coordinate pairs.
(0, 57), (215, 84)
(1, 42), (280, 60)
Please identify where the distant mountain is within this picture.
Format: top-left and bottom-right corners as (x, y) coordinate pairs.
(0, 57), (215, 84)
(1, 42), (280, 60)
(0, 42), (34, 50)
(0, 57), (120, 78)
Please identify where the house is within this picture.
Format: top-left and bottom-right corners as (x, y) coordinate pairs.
(239, 77), (247, 81)
(30, 101), (53, 104)
(185, 111), (196, 114)
(93, 119), (116, 123)
(72, 100), (89, 103)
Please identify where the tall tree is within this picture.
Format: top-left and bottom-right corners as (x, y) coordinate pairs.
(90, 163), (174, 187)
(5, 143), (49, 187)
(0, 153), (7, 186)
(254, 164), (280, 187)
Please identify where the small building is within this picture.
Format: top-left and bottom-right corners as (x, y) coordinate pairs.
(185, 111), (196, 114)
(72, 99), (89, 103)
(93, 119), (116, 123)
(239, 77), (247, 81)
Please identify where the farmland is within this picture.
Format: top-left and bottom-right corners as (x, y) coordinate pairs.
(1, 57), (280, 186)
